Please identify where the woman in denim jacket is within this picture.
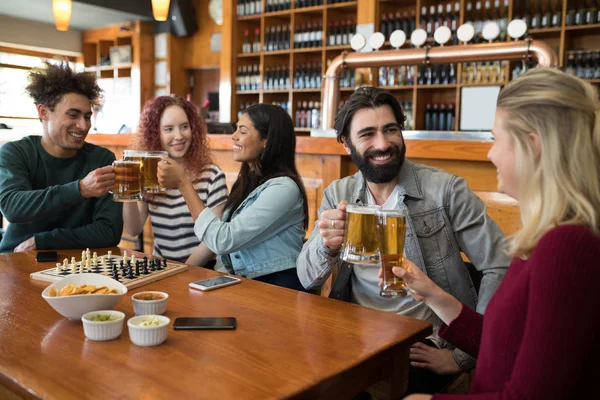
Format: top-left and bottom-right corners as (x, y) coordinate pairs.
(181, 103), (308, 290)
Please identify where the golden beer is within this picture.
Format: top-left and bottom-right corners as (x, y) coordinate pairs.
(113, 160), (142, 202)
(341, 205), (381, 265)
(376, 209), (408, 298)
(123, 150), (168, 193)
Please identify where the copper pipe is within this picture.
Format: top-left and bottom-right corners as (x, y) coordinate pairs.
(320, 40), (558, 130)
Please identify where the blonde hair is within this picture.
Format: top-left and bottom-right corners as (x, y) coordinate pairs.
(496, 68), (600, 258)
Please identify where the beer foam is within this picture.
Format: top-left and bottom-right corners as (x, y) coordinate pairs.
(346, 205), (381, 214)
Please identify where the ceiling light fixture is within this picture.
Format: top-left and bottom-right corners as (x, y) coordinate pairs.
(52, 0), (72, 31)
(152, 0), (171, 22)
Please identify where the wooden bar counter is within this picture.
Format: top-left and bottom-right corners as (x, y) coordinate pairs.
(0, 248), (431, 399)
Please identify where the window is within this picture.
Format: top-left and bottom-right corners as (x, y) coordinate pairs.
(0, 49), (78, 134)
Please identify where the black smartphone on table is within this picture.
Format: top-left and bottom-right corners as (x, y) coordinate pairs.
(36, 251), (58, 262)
(173, 317), (237, 330)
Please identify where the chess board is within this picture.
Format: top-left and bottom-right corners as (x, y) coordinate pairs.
(30, 254), (188, 290)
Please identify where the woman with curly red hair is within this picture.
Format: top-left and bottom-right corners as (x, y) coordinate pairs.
(123, 96), (228, 266)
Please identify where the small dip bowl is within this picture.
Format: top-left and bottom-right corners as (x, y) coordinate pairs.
(131, 291), (168, 315)
(127, 315), (170, 346)
(81, 310), (125, 341)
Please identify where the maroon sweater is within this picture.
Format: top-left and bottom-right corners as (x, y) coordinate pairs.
(433, 225), (600, 400)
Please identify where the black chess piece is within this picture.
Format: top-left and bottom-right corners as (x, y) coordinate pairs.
(142, 262), (149, 275)
(150, 260), (156, 272)
(126, 266), (134, 280)
(111, 266), (120, 281)
(162, 259), (167, 269)
(135, 262), (140, 277)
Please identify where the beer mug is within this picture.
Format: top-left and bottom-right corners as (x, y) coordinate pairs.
(340, 204), (381, 265)
(112, 159), (142, 202)
(124, 150), (168, 193)
(376, 209), (408, 298)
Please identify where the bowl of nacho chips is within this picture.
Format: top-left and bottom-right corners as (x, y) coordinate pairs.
(41, 273), (127, 320)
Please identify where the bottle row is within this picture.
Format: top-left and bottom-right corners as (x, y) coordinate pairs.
(242, 28), (261, 53)
(237, 0), (262, 17)
(513, 0), (562, 29)
(380, 11), (416, 42)
(238, 101), (291, 120)
(417, 64), (458, 86)
(295, 21), (324, 49)
(464, 0), (510, 42)
(461, 61), (508, 85)
(295, 101), (321, 129)
(565, 50), (600, 80)
(264, 65), (291, 91)
(264, 25), (291, 52)
(238, 0), (354, 17)
(236, 65), (261, 91)
(511, 59), (537, 80)
(420, 2), (461, 43)
(564, 1), (600, 26)
(378, 66), (415, 87)
(294, 63), (323, 89)
(424, 103), (456, 131)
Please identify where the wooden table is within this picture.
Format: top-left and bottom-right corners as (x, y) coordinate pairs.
(0, 248), (431, 400)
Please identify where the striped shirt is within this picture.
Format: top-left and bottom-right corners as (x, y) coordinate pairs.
(146, 164), (228, 263)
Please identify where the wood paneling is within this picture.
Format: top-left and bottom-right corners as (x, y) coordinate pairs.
(184, 0), (222, 69)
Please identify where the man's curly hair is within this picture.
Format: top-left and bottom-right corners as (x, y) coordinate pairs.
(133, 95), (212, 178)
(25, 61), (102, 110)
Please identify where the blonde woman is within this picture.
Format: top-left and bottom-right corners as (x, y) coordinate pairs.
(385, 68), (600, 400)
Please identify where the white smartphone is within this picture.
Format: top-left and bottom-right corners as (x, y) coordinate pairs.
(189, 276), (241, 291)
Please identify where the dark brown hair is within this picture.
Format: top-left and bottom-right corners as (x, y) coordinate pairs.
(25, 61), (102, 110)
(334, 87), (405, 143)
(224, 103), (309, 229)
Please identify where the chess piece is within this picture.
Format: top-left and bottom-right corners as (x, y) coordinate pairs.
(162, 259), (167, 269)
(142, 262), (149, 275)
(135, 262), (140, 277)
(131, 255), (136, 266)
(55, 263), (62, 273)
(107, 250), (112, 261)
(62, 258), (68, 271)
(70, 257), (76, 266)
(150, 260), (156, 272)
(123, 251), (128, 264)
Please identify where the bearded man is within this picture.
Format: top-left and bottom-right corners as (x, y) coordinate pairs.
(296, 87), (510, 395)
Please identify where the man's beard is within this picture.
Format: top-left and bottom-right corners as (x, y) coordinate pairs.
(347, 140), (406, 184)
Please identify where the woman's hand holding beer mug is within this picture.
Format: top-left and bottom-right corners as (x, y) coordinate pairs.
(318, 200), (348, 249)
(378, 258), (463, 326)
(157, 156), (187, 190)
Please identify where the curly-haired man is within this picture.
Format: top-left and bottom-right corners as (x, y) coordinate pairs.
(0, 62), (123, 253)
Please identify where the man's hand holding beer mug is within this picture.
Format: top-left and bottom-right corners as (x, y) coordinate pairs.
(318, 200), (348, 249)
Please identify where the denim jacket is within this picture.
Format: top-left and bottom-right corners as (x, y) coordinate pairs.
(194, 176), (305, 279)
(296, 160), (510, 370)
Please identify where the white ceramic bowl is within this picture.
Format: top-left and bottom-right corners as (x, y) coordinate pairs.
(131, 291), (168, 315)
(41, 273), (127, 320)
(81, 310), (125, 341)
(127, 315), (170, 346)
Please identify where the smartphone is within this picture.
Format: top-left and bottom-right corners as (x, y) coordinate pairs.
(173, 317), (237, 330)
(36, 251), (58, 262)
(189, 276), (241, 291)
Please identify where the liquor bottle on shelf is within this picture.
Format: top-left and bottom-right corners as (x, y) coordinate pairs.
(575, 0), (586, 26)
(541, 0), (550, 28)
(424, 103), (456, 131)
(566, 1), (576, 26)
(401, 101), (414, 130)
(586, 0), (598, 24)
(551, 0), (561, 27)
(530, 0), (541, 29)
(242, 29), (251, 53)
(252, 28), (260, 53)
(565, 50), (600, 79)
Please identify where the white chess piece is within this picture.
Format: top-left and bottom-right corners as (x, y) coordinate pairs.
(70, 257), (76, 266)
(123, 251), (128, 264)
(107, 250), (112, 259)
(62, 258), (68, 271)
(56, 263), (62, 273)
(101, 255), (106, 266)
(131, 255), (137, 266)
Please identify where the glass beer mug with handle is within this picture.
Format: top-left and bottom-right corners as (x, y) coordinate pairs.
(341, 204), (381, 265)
(376, 209), (408, 298)
(112, 159), (142, 202)
(123, 150), (169, 193)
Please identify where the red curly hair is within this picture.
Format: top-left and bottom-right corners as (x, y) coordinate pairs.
(134, 95), (212, 177)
